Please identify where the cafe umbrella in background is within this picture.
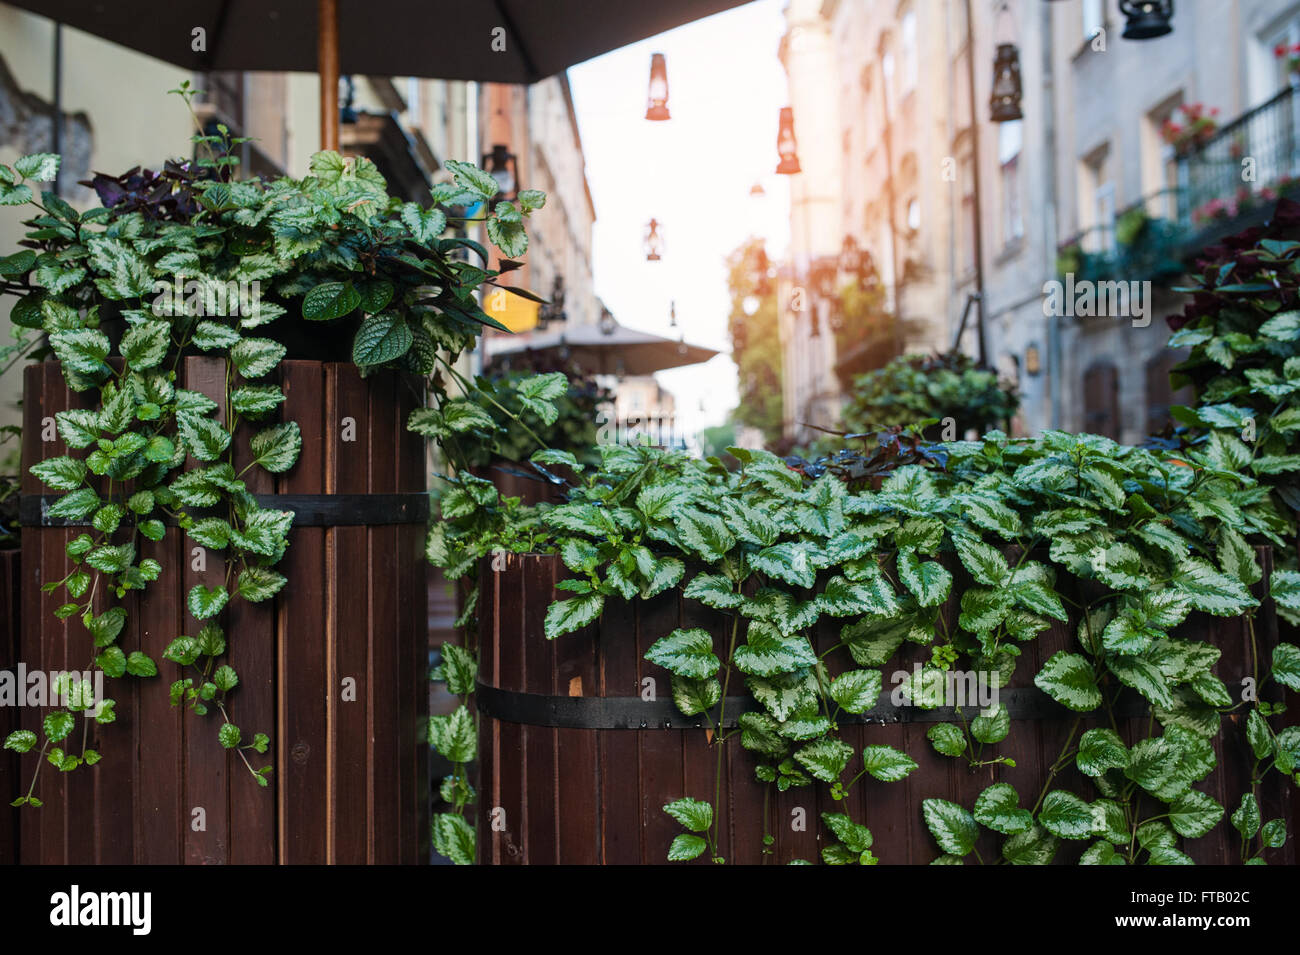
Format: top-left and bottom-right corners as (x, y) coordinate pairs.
(485, 307), (718, 379)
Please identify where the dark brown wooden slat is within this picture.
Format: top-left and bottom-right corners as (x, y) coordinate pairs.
(490, 555), (525, 865)
(395, 373), (428, 864)
(0, 550), (20, 864)
(16, 365), (42, 864)
(180, 357), (231, 865)
(522, 554), (557, 864)
(554, 589), (600, 864)
(596, 586), (640, 864)
(635, 589), (683, 864)
(226, 363), (278, 865)
(135, 529), (183, 864)
(39, 365), (70, 863)
(276, 361), (328, 864)
(328, 363), (371, 863)
(476, 555), (499, 865)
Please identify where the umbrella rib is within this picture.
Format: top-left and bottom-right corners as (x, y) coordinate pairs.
(492, 0), (541, 81)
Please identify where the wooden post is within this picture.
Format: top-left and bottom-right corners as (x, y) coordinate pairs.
(318, 0), (340, 152)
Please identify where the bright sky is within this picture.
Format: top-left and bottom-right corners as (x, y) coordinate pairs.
(568, 0), (790, 441)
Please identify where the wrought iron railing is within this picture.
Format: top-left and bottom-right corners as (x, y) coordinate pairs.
(1175, 84), (1300, 227)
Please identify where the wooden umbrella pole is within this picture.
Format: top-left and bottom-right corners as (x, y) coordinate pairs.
(318, 0), (340, 151)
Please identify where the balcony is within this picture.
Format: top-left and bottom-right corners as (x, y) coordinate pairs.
(1175, 83), (1300, 236)
(1057, 85), (1300, 285)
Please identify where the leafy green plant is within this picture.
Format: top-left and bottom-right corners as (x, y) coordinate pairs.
(842, 352), (1018, 438)
(458, 370), (609, 471)
(0, 82), (554, 821)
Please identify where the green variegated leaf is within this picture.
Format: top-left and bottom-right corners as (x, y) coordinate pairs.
(860, 744), (917, 782)
(974, 783), (1033, 835)
(794, 738), (854, 783)
(922, 798), (978, 856)
(644, 628), (720, 679)
(828, 669), (882, 714)
(897, 549), (952, 607)
(1034, 652), (1101, 711)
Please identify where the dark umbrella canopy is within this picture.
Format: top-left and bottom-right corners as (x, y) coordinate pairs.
(486, 322), (718, 377)
(9, 0), (753, 84)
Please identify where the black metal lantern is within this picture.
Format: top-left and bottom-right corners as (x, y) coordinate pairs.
(537, 275), (566, 330)
(776, 107), (801, 175)
(1120, 1), (1174, 40)
(644, 218), (664, 261)
(989, 43), (1023, 123)
(481, 144), (518, 200)
(645, 52), (670, 121)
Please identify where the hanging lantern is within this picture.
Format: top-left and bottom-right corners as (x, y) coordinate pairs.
(645, 52), (670, 121)
(480, 143), (518, 200)
(989, 43), (1024, 123)
(776, 107), (801, 175)
(644, 218), (665, 261)
(1120, 1), (1174, 40)
(599, 306), (618, 336)
(537, 275), (566, 330)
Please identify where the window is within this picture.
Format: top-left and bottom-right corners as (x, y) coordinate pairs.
(906, 197), (921, 232)
(1080, 145), (1116, 254)
(1142, 95), (1182, 218)
(998, 119), (1024, 243)
(900, 8), (918, 94)
(1082, 0), (1105, 43)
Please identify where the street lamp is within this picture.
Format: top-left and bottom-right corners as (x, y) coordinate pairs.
(1120, 1), (1174, 40)
(644, 218), (665, 261)
(776, 107), (801, 175)
(481, 144), (518, 200)
(645, 52), (670, 121)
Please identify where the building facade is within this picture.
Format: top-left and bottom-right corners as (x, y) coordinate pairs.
(778, 0), (1300, 445)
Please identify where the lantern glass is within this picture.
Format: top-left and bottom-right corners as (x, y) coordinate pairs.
(776, 106), (801, 175)
(646, 53), (670, 121)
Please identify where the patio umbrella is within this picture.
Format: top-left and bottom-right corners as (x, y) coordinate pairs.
(485, 321), (719, 377)
(8, 0), (753, 148)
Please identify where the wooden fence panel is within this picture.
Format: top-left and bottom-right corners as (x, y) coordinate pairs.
(479, 551), (1298, 866)
(11, 361), (427, 864)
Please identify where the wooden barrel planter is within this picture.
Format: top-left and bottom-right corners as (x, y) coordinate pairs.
(14, 359), (428, 864)
(477, 551), (1297, 865)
